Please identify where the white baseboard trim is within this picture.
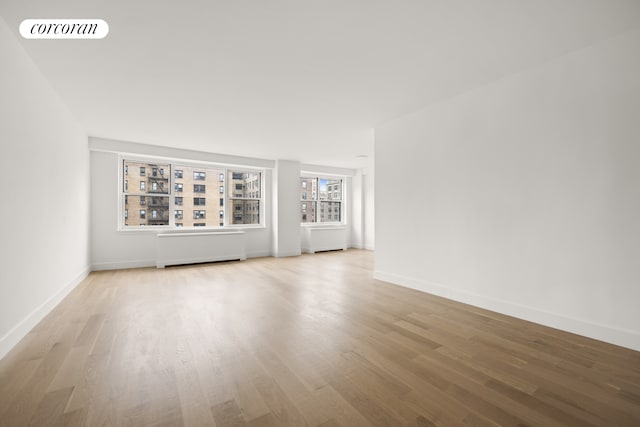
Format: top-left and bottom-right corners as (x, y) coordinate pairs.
(275, 250), (302, 258)
(246, 250), (272, 259)
(364, 245), (375, 251)
(373, 270), (640, 352)
(91, 259), (156, 271)
(0, 266), (90, 360)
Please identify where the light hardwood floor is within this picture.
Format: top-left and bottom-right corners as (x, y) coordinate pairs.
(1, 250), (639, 426)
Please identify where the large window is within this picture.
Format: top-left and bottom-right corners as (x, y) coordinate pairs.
(122, 159), (262, 228)
(123, 161), (170, 226)
(300, 177), (342, 223)
(228, 171), (261, 225)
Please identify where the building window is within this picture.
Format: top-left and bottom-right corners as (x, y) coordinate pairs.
(194, 223), (206, 227)
(219, 210), (224, 219)
(176, 223), (183, 227)
(152, 182), (158, 191)
(194, 210), (206, 219)
(140, 181), (146, 191)
(194, 184), (206, 193)
(300, 177), (343, 223)
(124, 209), (128, 219)
(125, 165), (128, 175)
(194, 171), (206, 180)
(140, 167), (145, 176)
(219, 173), (224, 181)
(175, 169), (183, 179)
(194, 197), (206, 206)
(175, 183), (183, 192)
(124, 180), (128, 191)
(140, 209), (146, 219)
(175, 210), (183, 219)
(175, 197), (183, 206)
(219, 186), (224, 194)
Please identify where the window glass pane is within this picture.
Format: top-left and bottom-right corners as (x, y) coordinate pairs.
(319, 201), (341, 223)
(300, 178), (317, 201)
(124, 195), (169, 226)
(300, 202), (317, 223)
(229, 200), (260, 225)
(229, 171), (261, 198)
(123, 160), (170, 195)
(174, 164), (225, 227)
(318, 178), (341, 201)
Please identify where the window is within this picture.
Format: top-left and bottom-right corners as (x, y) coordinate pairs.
(228, 171), (261, 225)
(300, 177), (342, 223)
(122, 161), (170, 226)
(122, 159), (262, 229)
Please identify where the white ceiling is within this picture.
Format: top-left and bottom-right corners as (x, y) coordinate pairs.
(2, 1), (640, 168)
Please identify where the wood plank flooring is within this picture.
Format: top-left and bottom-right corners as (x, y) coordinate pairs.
(1, 250), (639, 426)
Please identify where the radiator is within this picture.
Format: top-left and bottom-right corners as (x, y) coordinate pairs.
(156, 231), (246, 268)
(301, 226), (347, 254)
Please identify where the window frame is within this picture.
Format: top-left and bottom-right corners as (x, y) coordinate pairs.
(299, 174), (345, 226)
(118, 155), (265, 231)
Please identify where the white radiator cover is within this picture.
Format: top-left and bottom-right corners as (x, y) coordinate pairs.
(157, 231), (246, 268)
(301, 226), (347, 254)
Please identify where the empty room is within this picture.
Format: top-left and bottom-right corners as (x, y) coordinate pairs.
(1, 1), (639, 426)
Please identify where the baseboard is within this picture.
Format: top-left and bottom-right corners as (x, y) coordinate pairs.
(0, 266), (90, 360)
(275, 250), (302, 258)
(364, 245), (375, 251)
(91, 259), (156, 271)
(373, 270), (640, 352)
(246, 250), (272, 259)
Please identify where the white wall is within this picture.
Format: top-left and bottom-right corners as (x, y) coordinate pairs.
(375, 29), (640, 351)
(90, 138), (274, 269)
(362, 165), (375, 250)
(0, 17), (90, 359)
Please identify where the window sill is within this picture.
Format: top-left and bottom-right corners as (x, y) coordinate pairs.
(301, 223), (346, 229)
(118, 224), (266, 233)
